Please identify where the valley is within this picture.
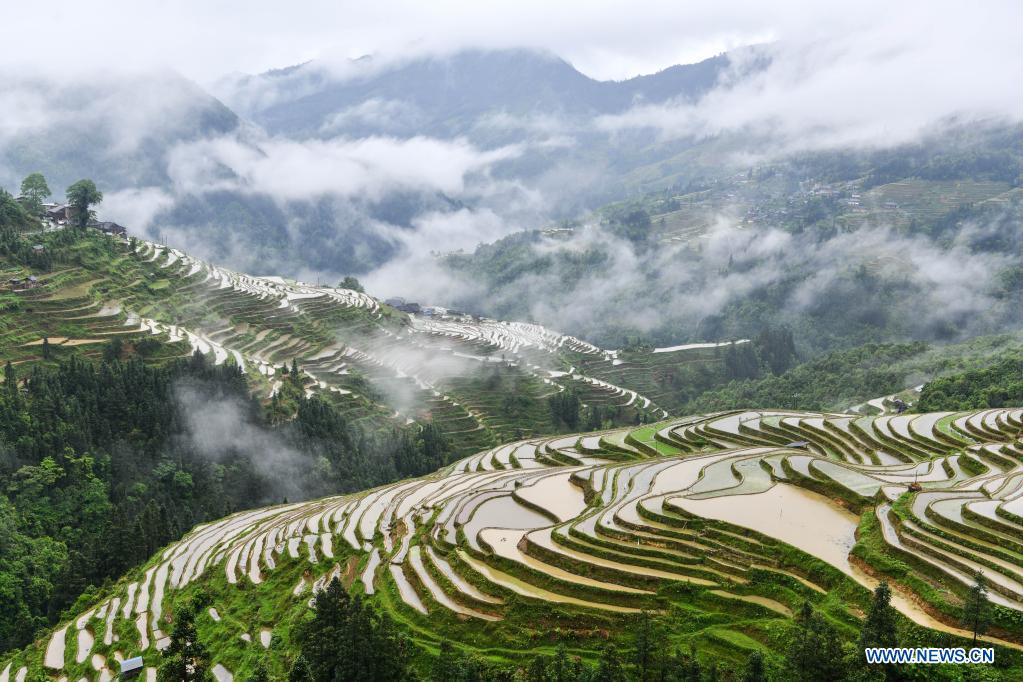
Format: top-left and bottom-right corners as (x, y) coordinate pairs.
(3, 8), (1023, 678)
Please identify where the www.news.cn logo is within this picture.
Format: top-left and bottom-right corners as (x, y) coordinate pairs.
(865, 647), (995, 665)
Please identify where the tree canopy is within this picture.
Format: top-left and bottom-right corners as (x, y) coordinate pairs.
(65, 179), (103, 230)
(19, 173), (51, 217)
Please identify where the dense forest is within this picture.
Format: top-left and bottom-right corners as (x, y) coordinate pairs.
(0, 349), (447, 654)
(917, 356), (1023, 411)
(684, 343), (928, 413)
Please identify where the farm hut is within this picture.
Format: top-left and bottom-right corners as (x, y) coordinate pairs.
(120, 656), (144, 678)
(785, 441), (809, 449)
(399, 302), (422, 314)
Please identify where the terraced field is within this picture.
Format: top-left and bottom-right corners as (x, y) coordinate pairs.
(11, 406), (1023, 680)
(1, 234), (734, 456)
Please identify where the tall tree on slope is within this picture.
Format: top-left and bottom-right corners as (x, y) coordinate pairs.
(65, 179), (103, 231)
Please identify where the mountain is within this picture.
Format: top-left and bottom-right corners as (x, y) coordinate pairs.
(437, 124), (1023, 351)
(0, 70), (240, 192)
(220, 48), (732, 140)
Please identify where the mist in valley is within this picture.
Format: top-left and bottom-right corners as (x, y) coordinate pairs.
(3, 0), (1023, 355)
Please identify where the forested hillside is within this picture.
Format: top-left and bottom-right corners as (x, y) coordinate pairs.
(0, 346), (452, 653)
(918, 356), (1023, 411)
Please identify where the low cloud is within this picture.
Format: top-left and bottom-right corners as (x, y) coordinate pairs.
(319, 98), (426, 135)
(103, 187), (176, 231)
(413, 210), (1019, 350)
(597, 9), (1023, 157)
(173, 381), (311, 501)
(166, 131), (523, 202)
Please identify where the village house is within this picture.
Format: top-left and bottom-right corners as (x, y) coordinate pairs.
(42, 203), (74, 224)
(88, 220), (128, 237)
(7, 275), (39, 291)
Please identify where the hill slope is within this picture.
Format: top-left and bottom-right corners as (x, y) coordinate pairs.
(0, 231), (740, 459)
(7, 407), (1023, 679)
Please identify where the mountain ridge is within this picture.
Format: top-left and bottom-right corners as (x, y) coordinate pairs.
(220, 48), (733, 139)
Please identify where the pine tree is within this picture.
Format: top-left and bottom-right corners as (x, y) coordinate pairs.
(432, 640), (460, 681)
(633, 611), (664, 681)
(288, 655), (311, 682)
(740, 651), (767, 682)
(248, 658), (270, 682)
(548, 643), (584, 682)
(857, 581), (901, 681)
(3, 360), (14, 392)
(295, 578), (412, 681)
(158, 605), (212, 681)
(786, 602), (845, 681)
(524, 653), (549, 682)
(592, 645), (627, 682)
(963, 570), (991, 646)
(860, 581), (898, 650)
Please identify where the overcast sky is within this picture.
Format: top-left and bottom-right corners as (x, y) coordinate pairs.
(0, 0), (985, 82)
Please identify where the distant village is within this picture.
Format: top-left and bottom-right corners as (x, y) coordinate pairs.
(6, 201), (129, 292)
(384, 296), (473, 319)
(39, 201), (128, 237)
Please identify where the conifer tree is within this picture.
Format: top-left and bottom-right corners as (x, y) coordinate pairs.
(963, 570), (991, 646)
(786, 602), (845, 681)
(294, 578), (412, 681)
(288, 655), (311, 682)
(860, 581), (898, 650)
(158, 605), (212, 681)
(592, 645), (627, 682)
(432, 640), (460, 681)
(247, 658), (270, 682)
(740, 651), (767, 682)
(857, 581), (901, 681)
(633, 611), (665, 681)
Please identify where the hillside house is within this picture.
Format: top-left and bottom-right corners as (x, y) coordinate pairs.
(89, 220), (128, 237)
(7, 275), (38, 291)
(43, 203), (73, 223)
(401, 302), (422, 314)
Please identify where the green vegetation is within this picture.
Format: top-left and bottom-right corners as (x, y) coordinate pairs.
(18, 173), (51, 218)
(686, 343), (927, 413)
(8, 396), (1023, 680)
(8, 166), (1023, 682)
(0, 349), (447, 653)
(158, 602), (212, 682)
(288, 578), (413, 681)
(918, 357), (1023, 411)
(65, 179), (102, 231)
